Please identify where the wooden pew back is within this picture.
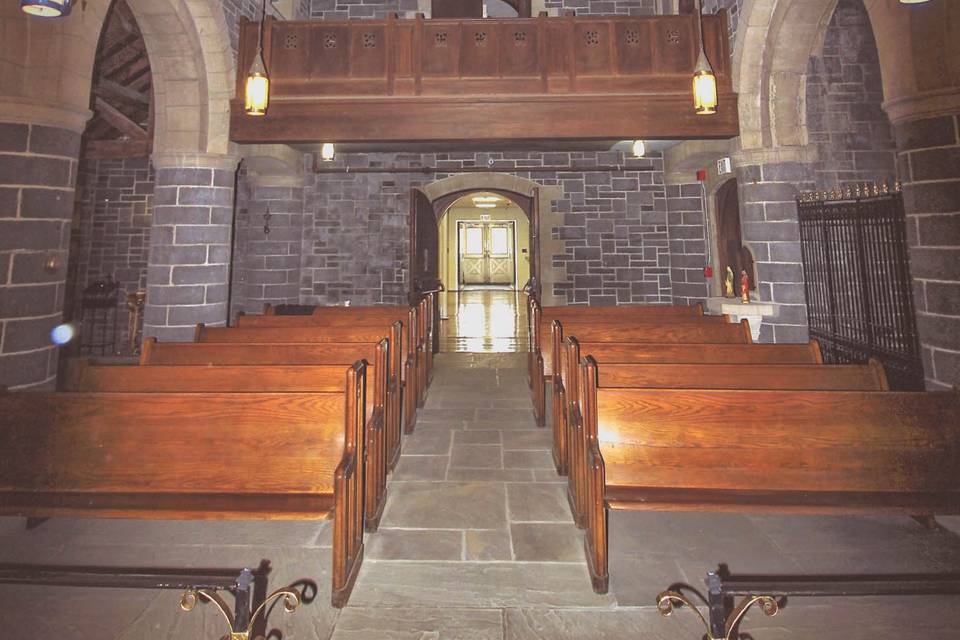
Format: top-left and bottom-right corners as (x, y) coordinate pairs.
(140, 338), (404, 470)
(578, 355), (960, 592)
(66, 361), (388, 531)
(567, 340), (823, 365)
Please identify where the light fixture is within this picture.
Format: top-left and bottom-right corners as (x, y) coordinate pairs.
(692, 0), (718, 115)
(472, 195), (500, 209)
(632, 140), (646, 158)
(245, 0), (270, 116)
(320, 142), (336, 162)
(475, 203), (497, 209)
(899, 0), (931, 4)
(21, 0), (73, 17)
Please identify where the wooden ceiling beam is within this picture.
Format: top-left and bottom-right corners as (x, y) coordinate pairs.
(94, 97), (148, 141)
(94, 79), (150, 106)
(85, 138), (152, 159)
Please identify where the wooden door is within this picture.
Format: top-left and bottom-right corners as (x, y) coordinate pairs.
(460, 223), (486, 285)
(715, 179), (755, 292)
(528, 187), (542, 300)
(410, 187), (442, 351)
(486, 223), (515, 285)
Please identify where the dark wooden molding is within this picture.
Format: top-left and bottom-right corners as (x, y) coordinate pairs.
(230, 13), (738, 144)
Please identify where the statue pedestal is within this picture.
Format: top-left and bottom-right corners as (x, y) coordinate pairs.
(705, 298), (777, 342)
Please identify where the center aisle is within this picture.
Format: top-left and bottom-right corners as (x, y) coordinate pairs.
(333, 352), (634, 637)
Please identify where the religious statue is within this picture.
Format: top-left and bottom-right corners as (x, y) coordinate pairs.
(724, 267), (735, 298)
(740, 270), (750, 304)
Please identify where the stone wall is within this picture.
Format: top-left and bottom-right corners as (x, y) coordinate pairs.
(666, 182), (709, 305)
(310, 0), (417, 20)
(543, 0), (658, 16)
(805, 0), (896, 190)
(68, 156), (154, 354)
(302, 151), (685, 307)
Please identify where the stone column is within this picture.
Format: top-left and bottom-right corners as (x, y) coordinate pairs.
(892, 111), (960, 389)
(0, 117), (83, 390)
(144, 153), (240, 342)
(733, 150), (816, 343)
(234, 172), (305, 314)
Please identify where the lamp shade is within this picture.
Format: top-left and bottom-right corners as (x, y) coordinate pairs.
(693, 52), (718, 116)
(244, 52), (270, 116)
(321, 143), (336, 162)
(21, 0), (73, 17)
(631, 140), (646, 158)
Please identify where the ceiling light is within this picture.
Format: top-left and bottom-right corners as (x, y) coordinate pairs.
(21, 0), (73, 17)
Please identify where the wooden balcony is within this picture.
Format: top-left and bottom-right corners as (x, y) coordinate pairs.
(230, 12), (739, 145)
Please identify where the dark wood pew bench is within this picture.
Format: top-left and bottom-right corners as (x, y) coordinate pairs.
(236, 307), (422, 431)
(562, 351), (890, 527)
(139, 338), (403, 472)
(194, 324), (406, 456)
(0, 364), (369, 608)
(67, 360), (389, 532)
(551, 339), (825, 477)
(533, 317), (750, 428)
(526, 299), (707, 406)
(576, 356), (960, 593)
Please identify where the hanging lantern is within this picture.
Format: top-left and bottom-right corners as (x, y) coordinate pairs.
(631, 140), (646, 158)
(245, 52), (270, 116)
(321, 143), (336, 162)
(245, 0), (270, 116)
(692, 0), (718, 115)
(21, 0), (73, 17)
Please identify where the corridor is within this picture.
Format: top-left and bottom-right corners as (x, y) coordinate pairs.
(439, 290), (529, 354)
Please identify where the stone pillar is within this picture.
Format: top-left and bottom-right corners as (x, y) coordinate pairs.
(0, 119), (82, 390)
(893, 112), (960, 389)
(733, 151), (816, 343)
(234, 172), (305, 314)
(144, 153), (240, 342)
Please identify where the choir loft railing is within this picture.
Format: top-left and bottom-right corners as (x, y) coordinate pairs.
(797, 185), (923, 390)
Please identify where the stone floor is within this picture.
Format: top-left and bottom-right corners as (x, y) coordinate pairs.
(2, 352), (959, 639)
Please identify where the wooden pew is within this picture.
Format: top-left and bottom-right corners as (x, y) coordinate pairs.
(67, 361), (389, 532)
(236, 306), (422, 432)
(527, 302), (723, 426)
(552, 339), (824, 477)
(265, 294), (437, 401)
(140, 339), (404, 472)
(526, 298), (705, 388)
(576, 355), (960, 593)
(194, 323), (405, 453)
(534, 317), (750, 429)
(0, 364), (368, 608)
(563, 349), (889, 528)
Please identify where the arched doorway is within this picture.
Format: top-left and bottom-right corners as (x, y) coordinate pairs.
(410, 180), (542, 353)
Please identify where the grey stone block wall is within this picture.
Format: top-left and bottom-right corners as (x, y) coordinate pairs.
(68, 156), (154, 354)
(302, 151), (673, 307)
(143, 163), (238, 342)
(0, 122), (79, 390)
(543, 0), (658, 16)
(895, 114), (960, 390)
(233, 179), (304, 315)
(666, 182), (709, 306)
(735, 162), (814, 344)
(805, 0), (896, 191)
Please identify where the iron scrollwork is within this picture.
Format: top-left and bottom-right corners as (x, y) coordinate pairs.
(180, 584), (301, 640)
(656, 589), (779, 640)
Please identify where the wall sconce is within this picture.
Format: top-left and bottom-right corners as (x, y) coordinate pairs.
(321, 143), (336, 162)
(693, 0), (718, 115)
(245, 0), (270, 116)
(21, 0), (73, 17)
(632, 140), (646, 158)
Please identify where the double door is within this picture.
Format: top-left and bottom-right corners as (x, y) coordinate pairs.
(459, 221), (515, 286)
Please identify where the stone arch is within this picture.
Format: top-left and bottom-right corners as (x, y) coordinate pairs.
(733, 0), (841, 152)
(0, 0), (235, 155)
(421, 172), (566, 305)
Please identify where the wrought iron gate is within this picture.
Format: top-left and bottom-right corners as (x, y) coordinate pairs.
(797, 187), (923, 390)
